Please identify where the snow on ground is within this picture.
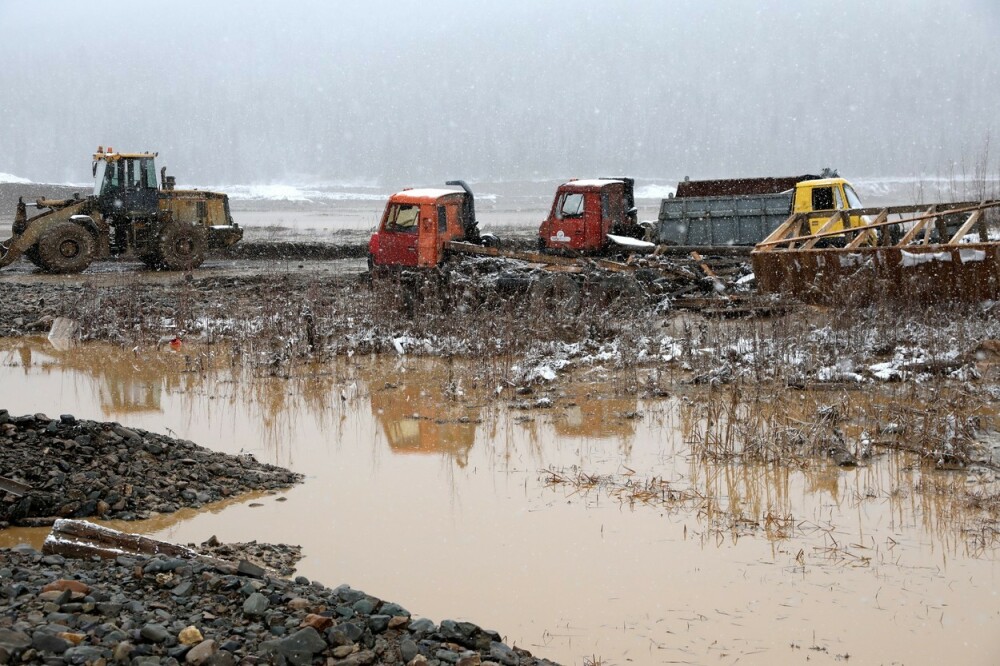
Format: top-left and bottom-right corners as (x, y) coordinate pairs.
(0, 172), (31, 184)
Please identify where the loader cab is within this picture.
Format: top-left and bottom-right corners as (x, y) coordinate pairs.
(92, 149), (159, 217)
(793, 177), (868, 234)
(539, 178), (637, 254)
(369, 187), (470, 268)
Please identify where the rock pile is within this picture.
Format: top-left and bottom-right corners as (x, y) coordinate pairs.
(0, 412), (302, 526)
(0, 544), (556, 665)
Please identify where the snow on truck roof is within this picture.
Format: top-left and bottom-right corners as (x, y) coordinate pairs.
(391, 188), (464, 201)
(561, 179), (623, 188)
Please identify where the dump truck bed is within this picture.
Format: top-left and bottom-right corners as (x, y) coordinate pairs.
(657, 192), (793, 246)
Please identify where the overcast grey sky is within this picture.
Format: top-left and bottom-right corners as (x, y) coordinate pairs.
(1, 0), (998, 185)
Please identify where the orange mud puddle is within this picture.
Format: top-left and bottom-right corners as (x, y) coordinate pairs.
(0, 338), (998, 665)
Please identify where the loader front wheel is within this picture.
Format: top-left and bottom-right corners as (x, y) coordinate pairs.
(36, 222), (95, 274)
(154, 223), (206, 271)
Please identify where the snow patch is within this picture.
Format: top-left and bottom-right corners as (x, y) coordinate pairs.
(0, 172), (31, 184)
(634, 183), (677, 199)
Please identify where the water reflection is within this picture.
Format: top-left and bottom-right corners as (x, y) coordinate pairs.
(368, 360), (479, 467)
(0, 339), (998, 665)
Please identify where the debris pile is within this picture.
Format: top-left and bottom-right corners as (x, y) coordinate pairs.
(0, 543), (555, 666)
(0, 411), (302, 527)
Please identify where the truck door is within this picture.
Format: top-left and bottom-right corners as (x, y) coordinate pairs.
(376, 202), (420, 266)
(603, 183), (626, 237)
(547, 189), (586, 250)
(417, 205), (439, 267)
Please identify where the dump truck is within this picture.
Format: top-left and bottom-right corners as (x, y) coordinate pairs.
(657, 170), (870, 246)
(537, 177), (645, 254)
(367, 180), (496, 269)
(1, 147), (242, 273)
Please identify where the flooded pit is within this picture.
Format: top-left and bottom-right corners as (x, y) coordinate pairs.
(0, 338), (998, 665)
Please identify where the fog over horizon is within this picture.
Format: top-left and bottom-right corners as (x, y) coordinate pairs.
(1, 0), (999, 187)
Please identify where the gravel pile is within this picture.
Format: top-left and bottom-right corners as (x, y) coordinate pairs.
(0, 412), (302, 527)
(0, 544), (556, 666)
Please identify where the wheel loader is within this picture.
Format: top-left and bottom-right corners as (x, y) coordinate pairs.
(1, 147), (242, 273)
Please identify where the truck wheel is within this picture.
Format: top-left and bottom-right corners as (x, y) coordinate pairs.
(155, 223), (206, 270)
(35, 222), (95, 274)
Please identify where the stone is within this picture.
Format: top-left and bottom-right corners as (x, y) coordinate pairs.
(63, 645), (108, 665)
(140, 623), (170, 643)
(488, 642), (519, 666)
(58, 632), (86, 646)
(286, 598), (310, 610)
(457, 654), (482, 666)
(236, 560), (266, 578)
(41, 579), (91, 595)
(380, 603), (409, 618)
(0, 630), (31, 651)
(408, 618), (436, 635)
(172, 581), (194, 598)
(279, 627), (326, 655)
(242, 593), (269, 617)
(178, 626), (203, 646)
(331, 645), (356, 658)
(31, 633), (70, 654)
(367, 615), (390, 633)
(406, 657), (429, 666)
(336, 650), (375, 666)
(398, 639), (419, 663)
(300, 614), (333, 631)
(351, 598), (376, 615)
(388, 616), (409, 630)
(184, 640), (217, 666)
(435, 649), (461, 663)
(113, 641), (134, 663)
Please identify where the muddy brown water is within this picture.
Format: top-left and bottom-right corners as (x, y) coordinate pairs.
(0, 338), (998, 665)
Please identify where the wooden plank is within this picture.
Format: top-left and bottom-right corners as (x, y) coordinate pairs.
(757, 213), (801, 252)
(444, 241), (580, 266)
(948, 209), (984, 245)
(42, 519), (244, 574)
(0, 475), (31, 498)
(690, 251), (726, 292)
(801, 211), (845, 249)
(847, 211), (888, 249)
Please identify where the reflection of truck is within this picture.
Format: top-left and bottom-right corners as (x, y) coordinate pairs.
(657, 171), (869, 246)
(537, 177), (644, 254)
(1, 148), (242, 273)
(369, 378), (477, 467)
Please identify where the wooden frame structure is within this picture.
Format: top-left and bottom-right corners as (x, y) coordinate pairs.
(751, 200), (1000, 304)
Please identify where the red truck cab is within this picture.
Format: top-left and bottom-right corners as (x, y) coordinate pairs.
(369, 181), (485, 268)
(538, 177), (639, 254)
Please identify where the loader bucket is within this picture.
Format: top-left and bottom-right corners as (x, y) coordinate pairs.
(751, 201), (1000, 305)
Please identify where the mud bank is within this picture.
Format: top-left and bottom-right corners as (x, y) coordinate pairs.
(0, 412), (302, 527)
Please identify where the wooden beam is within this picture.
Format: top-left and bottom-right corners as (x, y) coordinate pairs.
(898, 206), (937, 245)
(0, 475), (31, 498)
(42, 519), (250, 575)
(801, 211), (845, 249)
(948, 209), (984, 245)
(757, 213), (801, 251)
(847, 211), (888, 249)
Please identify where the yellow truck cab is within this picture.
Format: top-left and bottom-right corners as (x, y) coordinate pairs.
(792, 177), (868, 234)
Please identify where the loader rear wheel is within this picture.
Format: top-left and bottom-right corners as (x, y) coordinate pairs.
(152, 223), (206, 271)
(35, 222), (95, 274)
